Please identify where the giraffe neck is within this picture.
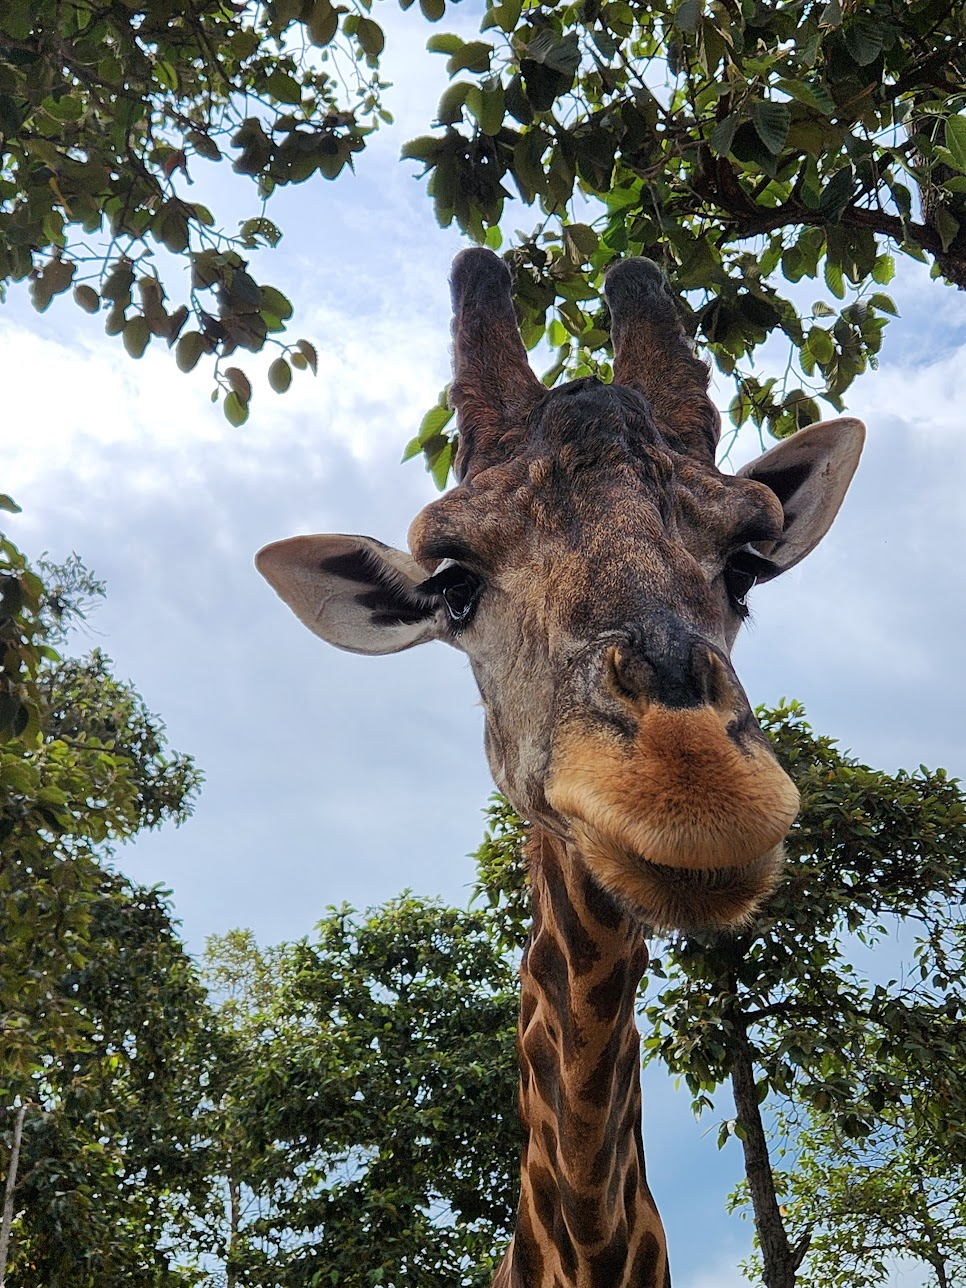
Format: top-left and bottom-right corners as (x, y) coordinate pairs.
(494, 829), (670, 1288)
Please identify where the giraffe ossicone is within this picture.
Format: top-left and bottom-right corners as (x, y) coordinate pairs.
(257, 249), (864, 1286)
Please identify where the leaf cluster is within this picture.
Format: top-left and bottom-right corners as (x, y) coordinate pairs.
(1, 520), (202, 1096)
(0, 0), (383, 418)
(1, 874), (216, 1288)
(405, 0), (966, 478)
(198, 898), (520, 1285)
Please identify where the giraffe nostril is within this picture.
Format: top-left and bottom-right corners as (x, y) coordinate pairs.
(692, 646), (735, 712)
(606, 645), (655, 706)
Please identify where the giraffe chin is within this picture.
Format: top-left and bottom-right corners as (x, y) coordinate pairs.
(568, 818), (785, 931)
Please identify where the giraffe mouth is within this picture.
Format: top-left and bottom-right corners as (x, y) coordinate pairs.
(559, 812), (784, 931)
(625, 845), (784, 931)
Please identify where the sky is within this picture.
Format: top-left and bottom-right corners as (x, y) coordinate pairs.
(3, 9), (964, 1287)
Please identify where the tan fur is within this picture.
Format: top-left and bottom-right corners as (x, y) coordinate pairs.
(549, 706), (799, 871)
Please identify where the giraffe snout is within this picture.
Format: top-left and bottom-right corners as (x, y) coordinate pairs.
(607, 634), (736, 715)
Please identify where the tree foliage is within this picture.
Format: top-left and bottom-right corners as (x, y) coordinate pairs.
(769, 1077), (966, 1288)
(404, 0), (966, 475)
(0, 0), (396, 419)
(2, 874), (215, 1288)
(0, 516), (209, 1284)
(5, 3), (966, 444)
(198, 901), (519, 1286)
(1, 516), (201, 1093)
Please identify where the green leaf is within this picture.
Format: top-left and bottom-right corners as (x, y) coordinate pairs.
(674, 0), (702, 32)
(710, 113), (739, 158)
(420, 0), (446, 21)
(356, 18), (385, 59)
(942, 116), (966, 175)
(819, 165), (855, 218)
(806, 326), (834, 364)
(122, 316), (150, 359)
(265, 70), (303, 106)
(932, 206), (960, 254)
(0, 495), (22, 514)
(824, 259), (845, 299)
(447, 41), (492, 75)
(752, 101), (790, 155)
(175, 331), (205, 373)
(224, 390), (250, 426)
(261, 286), (293, 321)
(417, 402), (455, 443)
(268, 357), (292, 392)
(426, 33), (463, 54)
(427, 437), (455, 489)
(73, 285), (100, 314)
(775, 78), (836, 116)
(869, 293), (898, 316)
(305, 0), (338, 46)
(871, 255), (894, 285)
(437, 82), (470, 126)
(563, 222), (598, 259)
(843, 14), (883, 67)
(466, 85), (505, 137)
(224, 367), (252, 403)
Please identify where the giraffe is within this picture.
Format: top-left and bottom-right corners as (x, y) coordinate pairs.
(256, 249), (864, 1287)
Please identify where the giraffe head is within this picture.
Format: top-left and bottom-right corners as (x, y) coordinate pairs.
(258, 250), (863, 932)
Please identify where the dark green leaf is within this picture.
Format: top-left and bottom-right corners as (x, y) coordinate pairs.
(752, 100), (790, 155)
(268, 356), (292, 392)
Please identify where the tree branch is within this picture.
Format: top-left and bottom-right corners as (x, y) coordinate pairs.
(0, 1103), (28, 1288)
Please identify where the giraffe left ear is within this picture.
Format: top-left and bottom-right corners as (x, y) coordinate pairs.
(737, 417), (865, 578)
(256, 534), (445, 655)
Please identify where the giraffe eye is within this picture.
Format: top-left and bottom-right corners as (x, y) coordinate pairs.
(418, 565), (484, 628)
(724, 544), (772, 616)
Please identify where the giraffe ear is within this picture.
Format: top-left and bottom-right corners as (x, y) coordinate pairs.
(737, 417), (865, 578)
(255, 534), (445, 655)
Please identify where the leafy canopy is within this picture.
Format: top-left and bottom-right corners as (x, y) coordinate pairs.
(0, 511), (201, 1095)
(0, 0), (396, 421)
(5, 2), (966, 449)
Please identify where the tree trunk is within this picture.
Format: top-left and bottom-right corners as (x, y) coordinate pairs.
(730, 1021), (801, 1288)
(226, 1177), (241, 1288)
(0, 1103), (27, 1288)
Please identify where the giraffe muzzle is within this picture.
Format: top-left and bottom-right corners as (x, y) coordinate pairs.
(545, 689), (799, 927)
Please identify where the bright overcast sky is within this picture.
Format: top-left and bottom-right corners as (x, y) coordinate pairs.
(2, 9), (962, 1287)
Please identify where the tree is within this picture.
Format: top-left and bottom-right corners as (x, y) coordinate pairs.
(636, 702), (966, 1288)
(401, 0), (966, 471)
(197, 900), (520, 1286)
(767, 1073), (966, 1288)
(0, 0), (398, 421)
(1, 517), (201, 1093)
(0, 513), (208, 1284)
(6, 5), (966, 446)
(1, 873), (216, 1288)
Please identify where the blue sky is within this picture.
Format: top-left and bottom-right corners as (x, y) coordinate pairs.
(3, 9), (964, 1286)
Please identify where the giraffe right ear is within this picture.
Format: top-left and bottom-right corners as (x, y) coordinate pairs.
(255, 534), (445, 655)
